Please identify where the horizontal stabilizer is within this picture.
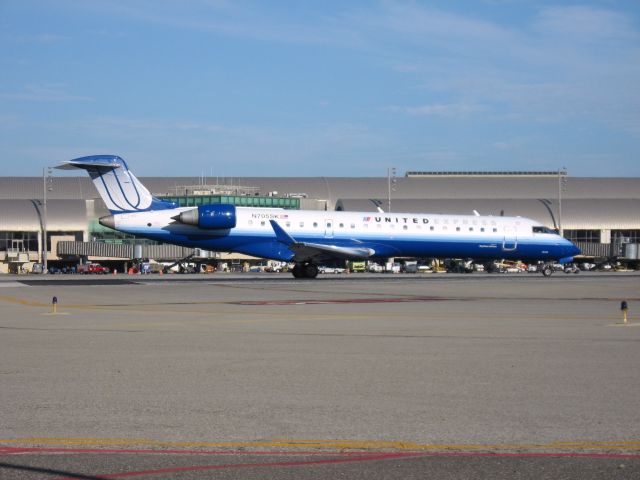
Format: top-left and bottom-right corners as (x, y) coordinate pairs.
(57, 156), (123, 171)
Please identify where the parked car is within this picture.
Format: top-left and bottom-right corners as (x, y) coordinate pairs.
(319, 266), (346, 274)
(77, 263), (110, 274)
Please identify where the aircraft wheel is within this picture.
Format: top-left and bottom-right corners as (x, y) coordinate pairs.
(542, 265), (554, 277)
(292, 264), (304, 278)
(303, 263), (319, 279)
(292, 262), (319, 279)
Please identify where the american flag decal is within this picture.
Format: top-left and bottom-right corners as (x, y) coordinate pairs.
(363, 216), (371, 221)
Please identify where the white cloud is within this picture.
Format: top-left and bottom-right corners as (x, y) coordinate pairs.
(534, 5), (639, 42)
(0, 84), (92, 102)
(87, 117), (227, 134)
(8, 33), (69, 44)
(388, 102), (484, 118)
(358, 3), (640, 135)
(64, 0), (362, 48)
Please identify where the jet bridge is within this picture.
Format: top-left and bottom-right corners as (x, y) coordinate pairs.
(56, 241), (219, 261)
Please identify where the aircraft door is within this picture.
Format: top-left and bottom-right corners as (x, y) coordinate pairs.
(324, 219), (334, 238)
(502, 225), (517, 251)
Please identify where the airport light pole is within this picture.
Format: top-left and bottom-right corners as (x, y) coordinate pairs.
(557, 167), (567, 237)
(42, 166), (53, 274)
(387, 167), (397, 213)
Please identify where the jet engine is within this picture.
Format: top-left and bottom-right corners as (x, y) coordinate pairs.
(175, 204), (237, 229)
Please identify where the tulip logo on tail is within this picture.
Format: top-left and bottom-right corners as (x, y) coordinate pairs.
(88, 162), (152, 212)
(58, 155), (174, 213)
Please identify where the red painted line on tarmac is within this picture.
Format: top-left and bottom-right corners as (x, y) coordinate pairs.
(4, 446), (639, 480)
(233, 296), (454, 305)
(420, 451), (640, 459)
(52, 453), (414, 479)
(0, 448), (35, 455)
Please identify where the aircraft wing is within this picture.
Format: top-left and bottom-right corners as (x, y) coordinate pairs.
(270, 220), (374, 263)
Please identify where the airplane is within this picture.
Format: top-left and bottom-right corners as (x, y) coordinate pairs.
(58, 155), (581, 278)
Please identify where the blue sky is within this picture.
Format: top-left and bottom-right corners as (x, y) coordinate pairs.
(1, 1), (639, 177)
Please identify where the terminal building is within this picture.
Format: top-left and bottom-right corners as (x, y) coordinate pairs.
(0, 171), (639, 273)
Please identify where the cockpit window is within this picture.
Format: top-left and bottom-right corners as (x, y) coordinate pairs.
(533, 226), (557, 234)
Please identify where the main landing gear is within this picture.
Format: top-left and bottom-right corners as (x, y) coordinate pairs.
(291, 262), (318, 279)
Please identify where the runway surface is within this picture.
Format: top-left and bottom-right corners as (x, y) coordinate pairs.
(1, 272), (639, 478)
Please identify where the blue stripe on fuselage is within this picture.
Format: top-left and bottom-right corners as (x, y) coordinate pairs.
(118, 224), (575, 262)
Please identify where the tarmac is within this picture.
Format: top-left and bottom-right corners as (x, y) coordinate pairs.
(1, 272), (639, 478)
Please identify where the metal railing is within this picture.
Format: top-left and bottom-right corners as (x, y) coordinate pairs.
(56, 241), (218, 261)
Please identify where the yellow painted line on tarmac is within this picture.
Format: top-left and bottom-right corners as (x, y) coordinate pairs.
(1, 437), (639, 452)
(0, 295), (48, 308)
(0, 293), (623, 324)
(0, 293), (609, 320)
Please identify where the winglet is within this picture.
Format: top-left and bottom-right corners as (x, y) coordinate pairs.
(270, 220), (296, 246)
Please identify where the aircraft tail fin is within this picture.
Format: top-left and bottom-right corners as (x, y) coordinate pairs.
(57, 155), (175, 213)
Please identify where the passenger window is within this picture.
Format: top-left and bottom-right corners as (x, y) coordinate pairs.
(403, 225), (408, 230)
(430, 226), (434, 231)
(456, 227), (461, 232)
(313, 222), (318, 228)
(261, 221), (265, 227)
